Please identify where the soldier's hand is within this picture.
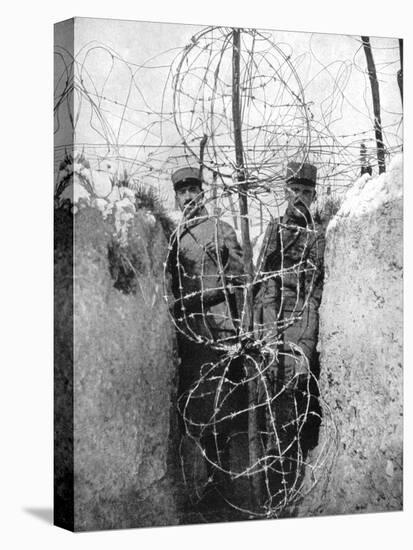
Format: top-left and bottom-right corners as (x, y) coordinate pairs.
(284, 353), (309, 384)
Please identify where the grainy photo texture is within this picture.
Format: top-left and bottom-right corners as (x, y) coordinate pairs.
(54, 18), (403, 531)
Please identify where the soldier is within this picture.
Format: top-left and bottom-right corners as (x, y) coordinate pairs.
(169, 166), (244, 346)
(254, 162), (325, 479)
(167, 165), (245, 508)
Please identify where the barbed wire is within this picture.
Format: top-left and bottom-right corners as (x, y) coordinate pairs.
(54, 28), (402, 201)
(54, 24), (402, 520)
(163, 180), (339, 517)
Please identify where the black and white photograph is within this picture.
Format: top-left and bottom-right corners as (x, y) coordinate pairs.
(52, 16), (403, 531)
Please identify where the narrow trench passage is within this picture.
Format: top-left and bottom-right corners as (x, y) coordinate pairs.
(173, 353), (323, 523)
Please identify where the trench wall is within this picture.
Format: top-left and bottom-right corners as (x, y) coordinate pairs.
(299, 155), (403, 516)
(55, 206), (179, 531)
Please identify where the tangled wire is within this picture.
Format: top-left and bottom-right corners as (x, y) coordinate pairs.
(54, 22), (402, 519)
(164, 182), (338, 519)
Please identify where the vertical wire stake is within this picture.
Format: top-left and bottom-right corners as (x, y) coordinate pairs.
(361, 36), (386, 174)
(232, 27), (262, 509)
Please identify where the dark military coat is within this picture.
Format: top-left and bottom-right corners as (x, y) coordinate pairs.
(254, 212), (325, 381)
(168, 208), (245, 436)
(169, 207), (244, 346)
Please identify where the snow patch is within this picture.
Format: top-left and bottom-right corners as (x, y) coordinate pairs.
(337, 154), (402, 218)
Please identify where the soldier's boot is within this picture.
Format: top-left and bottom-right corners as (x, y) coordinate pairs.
(199, 434), (231, 509)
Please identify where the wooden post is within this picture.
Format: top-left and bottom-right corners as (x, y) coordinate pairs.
(212, 170), (220, 216)
(227, 192), (239, 230)
(398, 39), (403, 105)
(232, 27), (262, 508)
(361, 36), (386, 174)
(199, 134), (208, 180)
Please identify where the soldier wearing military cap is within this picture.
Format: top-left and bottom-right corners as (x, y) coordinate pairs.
(254, 161), (325, 477)
(283, 161), (318, 226)
(168, 164), (245, 508)
(169, 165), (244, 336)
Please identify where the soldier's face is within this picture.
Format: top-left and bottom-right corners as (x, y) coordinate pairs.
(285, 183), (316, 209)
(175, 182), (203, 213)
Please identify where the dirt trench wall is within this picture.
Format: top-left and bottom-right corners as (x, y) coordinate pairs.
(55, 206), (179, 531)
(300, 156), (403, 516)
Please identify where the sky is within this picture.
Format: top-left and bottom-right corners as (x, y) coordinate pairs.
(54, 17), (402, 225)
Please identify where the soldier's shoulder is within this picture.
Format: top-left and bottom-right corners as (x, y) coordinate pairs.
(310, 222), (326, 257)
(314, 221), (326, 241)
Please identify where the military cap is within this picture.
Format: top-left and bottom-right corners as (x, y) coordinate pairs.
(171, 166), (202, 191)
(286, 161), (317, 187)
